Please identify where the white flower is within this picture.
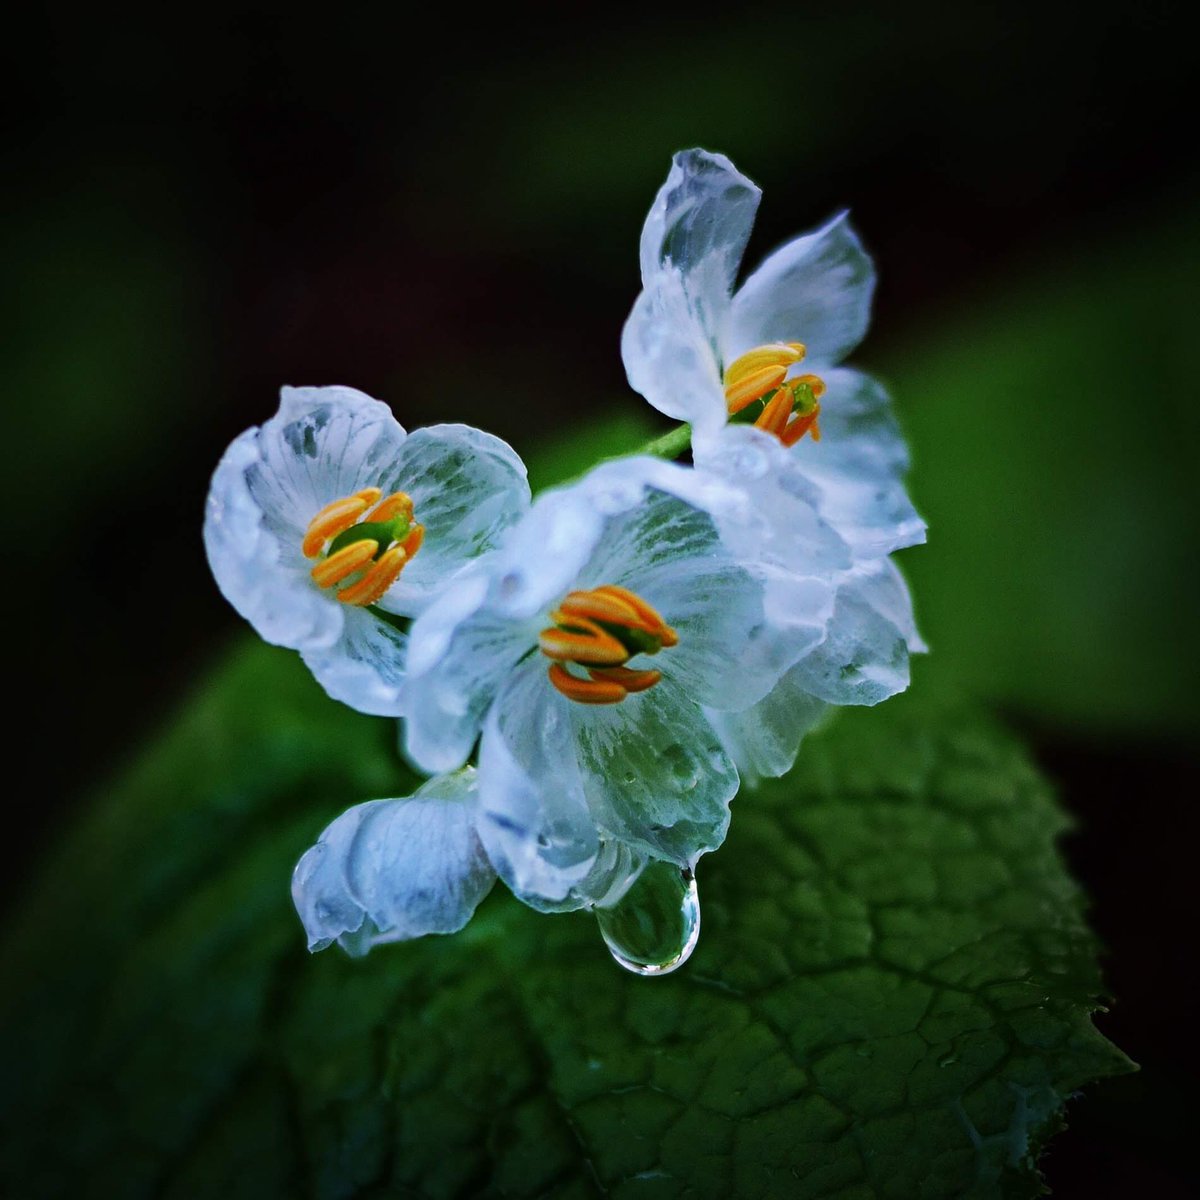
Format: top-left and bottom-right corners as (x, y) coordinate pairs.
(401, 456), (827, 909)
(292, 768), (495, 954)
(204, 386), (530, 717)
(622, 148), (925, 559)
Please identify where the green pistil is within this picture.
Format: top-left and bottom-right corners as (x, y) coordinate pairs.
(596, 621), (664, 658)
(327, 515), (411, 561)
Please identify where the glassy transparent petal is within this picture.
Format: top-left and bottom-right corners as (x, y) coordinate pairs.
(624, 149), (761, 433)
(476, 656), (600, 904)
(403, 567), (534, 773)
(728, 212), (876, 366)
(638, 148), (760, 312)
(502, 839), (646, 915)
(572, 675), (739, 866)
(301, 606), (409, 718)
(706, 684), (831, 784)
(789, 560), (922, 706)
(785, 368), (927, 558)
(375, 424), (531, 616)
(291, 770), (495, 956)
(577, 475), (790, 709)
(248, 386), (410, 547)
(621, 272), (727, 432)
(204, 427), (344, 651)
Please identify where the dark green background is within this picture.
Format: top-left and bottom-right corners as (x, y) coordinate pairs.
(2, 5), (1196, 1194)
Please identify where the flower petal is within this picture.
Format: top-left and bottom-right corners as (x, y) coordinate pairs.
(788, 559), (923, 706)
(248, 386), (410, 545)
(476, 656), (600, 904)
(623, 149), (761, 432)
(621, 271), (728, 432)
(301, 606), (409, 718)
(204, 427), (344, 651)
(728, 211), (876, 367)
(374, 424), (531, 616)
(572, 674), (739, 866)
(574, 460), (799, 709)
(783, 368), (927, 558)
(404, 566), (534, 773)
(706, 686), (830, 784)
(291, 769), (495, 956)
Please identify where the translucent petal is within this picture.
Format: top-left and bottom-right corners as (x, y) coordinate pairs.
(572, 674), (739, 866)
(727, 212), (876, 367)
(706, 685), (831, 784)
(374, 424), (530, 616)
(204, 427), (344, 651)
(403, 567), (534, 773)
(623, 149), (761, 433)
(783, 368), (927, 558)
(247, 386), (410, 549)
(638, 148), (760, 315)
(475, 656), (600, 904)
(788, 560), (922, 706)
(621, 271), (727, 432)
(575, 471), (791, 709)
(301, 607), (409, 718)
(290, 769), (495, 955)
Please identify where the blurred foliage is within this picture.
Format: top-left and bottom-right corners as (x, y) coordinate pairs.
(886, 211), (1198, 735)
(0, 643), (1129, 1198)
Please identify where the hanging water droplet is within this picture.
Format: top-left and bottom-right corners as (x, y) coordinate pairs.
(594, 860), (700, 976)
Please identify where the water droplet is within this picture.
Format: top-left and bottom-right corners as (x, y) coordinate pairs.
(594, 861), (700, 976)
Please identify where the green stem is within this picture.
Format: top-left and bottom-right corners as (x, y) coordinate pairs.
(629, 423), (692, 461)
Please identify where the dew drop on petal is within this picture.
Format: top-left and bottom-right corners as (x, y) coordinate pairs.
(594, 860), (700, 976)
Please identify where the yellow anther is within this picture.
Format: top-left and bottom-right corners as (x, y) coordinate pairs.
(302, 496), (372, 558)
(336, 545), (408, 607)
(723, 343), (806, 388)
(547, 664), (628, 705)
(591, 585), (677, 644)
(540, 585), (677, 704)
(310, 540), (378, 588)
(588, 666), (662, 694)
(365, 491), (415, 524)
(303, 487), (422, 605)
(723, 343), (807, 414)
(755, 388), (794, 438)
(399, 523), (425, 559)
(539, 616), (630, 666)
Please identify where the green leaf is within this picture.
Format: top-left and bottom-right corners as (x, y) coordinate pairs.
(1, 646), (1128, 1198)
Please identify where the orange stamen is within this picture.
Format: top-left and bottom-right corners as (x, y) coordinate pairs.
(755, 388), (794, 438)
(336, 545), (408, 606)
(400, 524), (425, 558)
(558, 589), (655, 632)
(365, 491), (414, 524)
(588, 666), (662, 693)
(725, 364), (788, 414)
(302, 496), (372, 557)
(548, 664), (627, 705)
(780, 406), (822, 447)
(310, 540), (378, 588)
(591, 585), (676, 644)
(539, 616), (630, 666)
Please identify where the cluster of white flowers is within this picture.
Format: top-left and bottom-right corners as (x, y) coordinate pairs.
(204, 150), (925, 971)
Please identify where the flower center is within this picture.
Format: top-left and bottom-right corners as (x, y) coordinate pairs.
(302, 487), (425, 607)
(539, 585), (679, 705)
(722, 341), (825, 446)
